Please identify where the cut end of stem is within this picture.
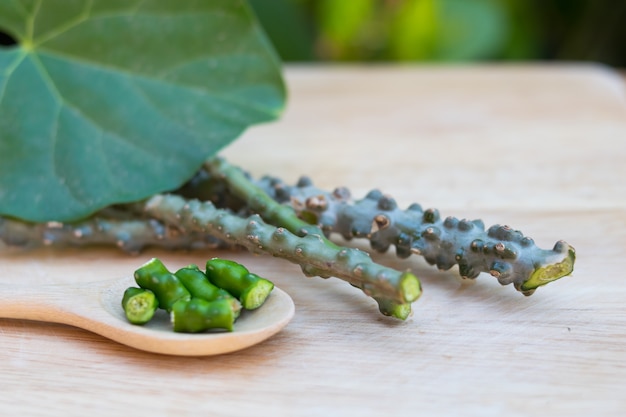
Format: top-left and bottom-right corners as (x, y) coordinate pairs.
(122, 288), (159, 325)
(375, 298), (412, 320)
(520, 244), (576, 295)
(400, 270), (422, 303)
(229, 298), (243, 319)
(241, 279), (275, 310)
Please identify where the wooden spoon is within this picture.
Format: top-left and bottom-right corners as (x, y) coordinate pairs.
(0, 277), (295, 356)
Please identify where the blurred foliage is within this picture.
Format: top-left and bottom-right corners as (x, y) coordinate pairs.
(248, 0), (626, 66)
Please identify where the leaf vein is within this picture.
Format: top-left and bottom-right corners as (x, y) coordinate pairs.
(31, 53), (163, 162)
(126, 78), (241, 136)
(37, 49), (281, 118)
(28, 53), (63, 104)
(0, 51), (27, 106)
(26, 0), (43, 42)
(48, 101), (88, 205)
(32, 0), (92, 47)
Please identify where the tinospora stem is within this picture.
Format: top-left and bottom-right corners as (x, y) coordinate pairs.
(203, 157), (324, 238)
(253, 175), (576, 295)
(0, 215), (228, 253)
(179, 160), (575, 295)
(134, 194), (421, 319)
(202, 157), (422, 318)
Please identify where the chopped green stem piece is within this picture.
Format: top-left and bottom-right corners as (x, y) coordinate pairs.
(170, 298), (235, 333)
(205, 258), (274, 310)
(121, 287), (159, 325)
(241, 273), (275, 310)
(175, 265), (242, 317)
(134, 258), (191, 312)
(133, 194), (420, 318)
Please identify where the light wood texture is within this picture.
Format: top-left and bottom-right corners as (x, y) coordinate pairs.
(0, 277), (294, 356)
(1, 65), (625, 416)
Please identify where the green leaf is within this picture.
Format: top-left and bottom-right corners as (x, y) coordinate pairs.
(0, 0), (286, 222)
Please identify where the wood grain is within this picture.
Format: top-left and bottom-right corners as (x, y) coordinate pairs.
(1, 65), (625, 416)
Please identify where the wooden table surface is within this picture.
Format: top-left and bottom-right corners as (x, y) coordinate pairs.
(1, 65), (625, 416)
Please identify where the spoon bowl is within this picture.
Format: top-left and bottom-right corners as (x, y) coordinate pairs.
(0, 277), (295, 356)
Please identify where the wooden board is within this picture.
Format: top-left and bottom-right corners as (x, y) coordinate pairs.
(1, 65), (625, 416)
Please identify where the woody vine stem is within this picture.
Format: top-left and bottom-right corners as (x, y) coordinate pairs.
(0, 157), (575, 320)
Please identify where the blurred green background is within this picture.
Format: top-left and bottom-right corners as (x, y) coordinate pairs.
(249, 0), (625, 67)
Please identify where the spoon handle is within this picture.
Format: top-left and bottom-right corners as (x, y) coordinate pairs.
(0, 280), (105, 325)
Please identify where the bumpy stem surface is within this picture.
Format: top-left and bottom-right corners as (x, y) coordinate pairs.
(179, 161), (575, 295)
(0, 215), (226, 253)
(0, 155), (575, 319)
(199, 158), (423, 316)
(203, 157), (324, 238)
(251, 175), (576, 295)
(134, 194), (421, 318)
